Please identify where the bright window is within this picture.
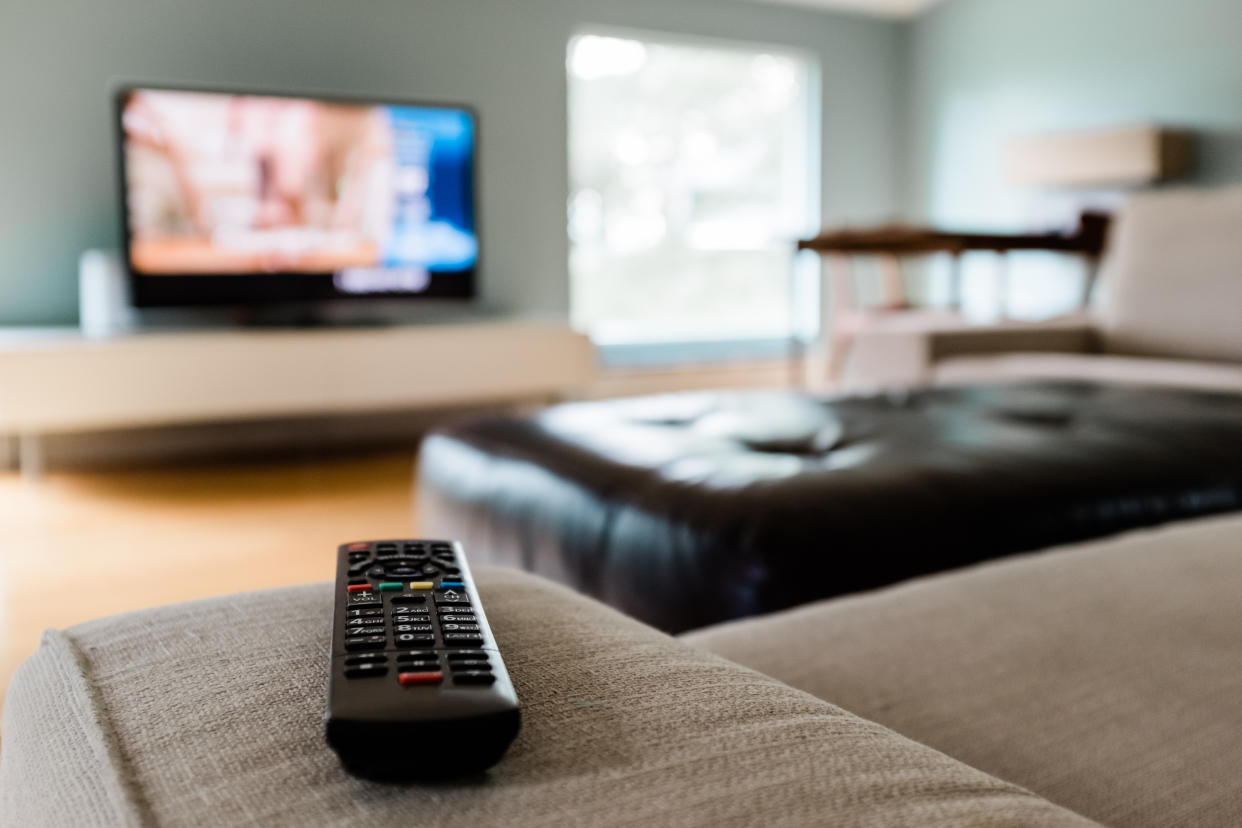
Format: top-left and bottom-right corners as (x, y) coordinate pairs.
(568, 32), (816, 346)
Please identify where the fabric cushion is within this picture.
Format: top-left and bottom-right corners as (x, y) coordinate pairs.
(0, 567), (1095, 828)
(1096, 185), (1242, 362)
(683, 513), (1242, 828)
(934, 351), (1242, 393)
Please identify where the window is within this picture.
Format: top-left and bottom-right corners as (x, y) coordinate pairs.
(568, 32), (816, 349)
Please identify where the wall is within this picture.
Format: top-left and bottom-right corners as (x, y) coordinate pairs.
(906, 0), (1242, 317)
(0, 0), (904, 325)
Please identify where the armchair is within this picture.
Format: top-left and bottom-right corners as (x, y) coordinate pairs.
(842, 186), (1242, 393)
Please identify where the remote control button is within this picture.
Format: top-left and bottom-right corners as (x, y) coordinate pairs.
(441, 567), (462, 576)
(439, 614), (476, 623)
(440, 623), (480, 632)
(448, 659), (490, 670)
(446, 650), (489, 661)
(345, 665), (389, 679)
(434, 590), (469, 605)
(347, 595), (382, 609)
(398, 671), (443, 686)
(452, 671), (496, 686)
(346, 542), (371, 552)
(390, 595), (426, 605)
(392, 613), (431, 624)
(346, 584), (372, 593)
(398, 661), (441, 672)
(421, 565), (441, 577)
(395, 633), (436, 646)
(404, 542), (427, 552)
(344, 636), (386, 652)
(395, 651), (437, 662)
(346, 608), (383, 618)
(449, 655), (491, 670)
(440, 580), (465, 589)
(345, 654), (387, 665)
(407, 581), (435, 591)
(345, 617), (382, 627)
(443, 633), (484, 645)
(376, 543), (398, 553)
(385, 566), (419, 577)
(345, 626), (385, 638)
(376, 581), (403, 591)
(393, 624), (433, 633)
(347, 565), (369, 577)
(367, 566), (385, 578)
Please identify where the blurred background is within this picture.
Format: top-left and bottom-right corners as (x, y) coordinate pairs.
(3, 0), (1242, 706)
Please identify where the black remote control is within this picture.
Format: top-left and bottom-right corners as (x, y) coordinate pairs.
(324, 539), (520, 781)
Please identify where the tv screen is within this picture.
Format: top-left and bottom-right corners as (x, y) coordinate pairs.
(116, 85), (477, 307)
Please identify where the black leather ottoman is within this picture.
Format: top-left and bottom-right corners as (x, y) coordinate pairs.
(418, 383), (1242, 632)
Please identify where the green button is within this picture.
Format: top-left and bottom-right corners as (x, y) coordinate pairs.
(376, 582), (403, 591)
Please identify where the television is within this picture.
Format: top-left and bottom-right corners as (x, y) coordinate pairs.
(115, 84), (478, 308)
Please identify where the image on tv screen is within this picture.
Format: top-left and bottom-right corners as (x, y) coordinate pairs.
(120, 88), (477, 281)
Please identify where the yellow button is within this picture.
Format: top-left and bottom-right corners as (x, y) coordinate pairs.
(408, 581), (435, 590)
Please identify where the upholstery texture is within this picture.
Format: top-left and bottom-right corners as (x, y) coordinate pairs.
(0, 568), (1096, 828)
(684, 513), (1242, 828)
(842, 317), (1097, 390)
(1095, 185), (1242, 362)
(419, 382), (1242, 632)
(935, 352), (1242, 392)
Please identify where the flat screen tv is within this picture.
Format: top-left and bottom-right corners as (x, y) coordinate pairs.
(116, 84), (477, 308)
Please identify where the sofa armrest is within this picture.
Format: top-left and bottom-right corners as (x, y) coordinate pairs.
(0, 569), (1097, 827)
(843, 316), (1098, 390)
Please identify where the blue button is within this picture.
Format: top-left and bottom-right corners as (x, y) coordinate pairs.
(440, 580), (465, 588)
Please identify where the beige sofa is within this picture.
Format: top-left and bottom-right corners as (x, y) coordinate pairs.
(4, 513), (1242, 826)
(842, 186), (1242, 392)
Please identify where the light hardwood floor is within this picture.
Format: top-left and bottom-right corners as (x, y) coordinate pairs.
(0, 450), (420, 708)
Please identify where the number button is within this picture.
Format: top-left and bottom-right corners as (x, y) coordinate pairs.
(394, 624), (433, 633)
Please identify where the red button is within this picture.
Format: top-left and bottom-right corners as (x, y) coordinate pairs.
(346, 542), (370, 552)
(398, 671), (443, 686)
(347, 584), (372, 593)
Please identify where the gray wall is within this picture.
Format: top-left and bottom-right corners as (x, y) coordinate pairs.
(0, 0), (904, 325)
(903, 0), (1242, 316)
(907, 0), (1242, 222)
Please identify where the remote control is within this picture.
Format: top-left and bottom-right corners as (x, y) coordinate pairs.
(324, 539), (520, 781)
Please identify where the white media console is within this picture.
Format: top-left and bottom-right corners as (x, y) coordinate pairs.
(0, 320), (595, 478)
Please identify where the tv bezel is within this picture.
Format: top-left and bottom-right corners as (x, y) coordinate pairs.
(114, 82), (479, 309)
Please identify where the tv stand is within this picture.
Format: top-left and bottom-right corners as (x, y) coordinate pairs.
(0, 320), (594, 479)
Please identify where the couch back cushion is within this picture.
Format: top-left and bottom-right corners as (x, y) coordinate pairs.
(685, 513), (1242, 828)
(1097, 185), (1242, 362)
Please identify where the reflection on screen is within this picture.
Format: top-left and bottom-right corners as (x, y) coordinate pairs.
(122, 89), (476, 277)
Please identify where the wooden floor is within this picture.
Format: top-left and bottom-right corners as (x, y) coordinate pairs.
(0, 450), (419, 709)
